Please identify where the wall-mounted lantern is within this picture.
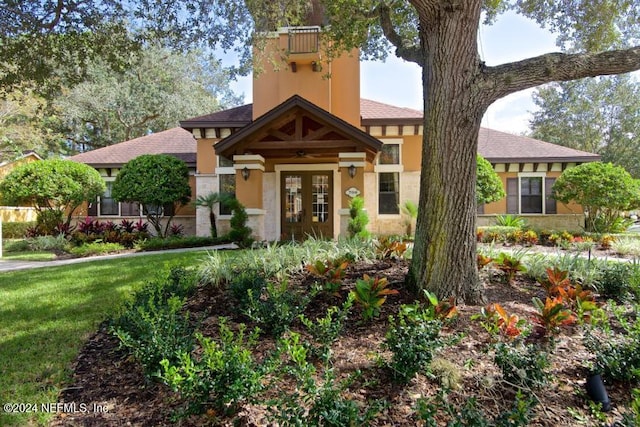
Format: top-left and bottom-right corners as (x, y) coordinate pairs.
(348, 164), (357, 179)
(242, 166), (250, 181)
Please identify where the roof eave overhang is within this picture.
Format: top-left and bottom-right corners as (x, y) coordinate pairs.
(361, 118), (423, 126)
(485, 156), (601, 164)
(179, 120), (251, 130)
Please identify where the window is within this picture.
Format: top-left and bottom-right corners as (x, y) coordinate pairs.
(100, 182), (119, 215)
(379, 172), (400, 215)
(379, 144), (400, 165)
(219, 174), (236, 216)
(90, 181), (142, 217)
(521, 177), (542, 213)
(507, 175), (557, 215)
(376, 140), (403, 215)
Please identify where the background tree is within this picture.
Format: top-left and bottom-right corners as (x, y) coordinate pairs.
(552, 162), (640, 233)
(0, 159), (105, 232)
(112, 154), (192, 238)
(56, 46), (243, 151)
(476, 154), (506, 205)
(530, 75), (640, 178)
(4, 1), (640, 303)
(0, 85), (66, 160)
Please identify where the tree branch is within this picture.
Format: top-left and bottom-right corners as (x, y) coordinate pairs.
(377, 3), (422, 64)
(481, 47), (640, 104)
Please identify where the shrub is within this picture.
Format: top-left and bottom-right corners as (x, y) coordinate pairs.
(384, 305), (455, 383)
(36, 209), (64, 235)
(226, 198), (252, 247)
(347, 196), (369, 239)
(111, 294), (195, 378)
(415, 390), (535, 426)
(1, 221), (35, 238)
(243, 279), (315, 337)
(300, 294), (354, 361)
(597, 262), (632, 301)
(586, 330), (640, 384)
(110, 266), (199, 377)
(160, 321), (264, 417)
(268, 332), (383, 426)
(494, 342), (550, 389)
(24, 234), (70, 252)
(228, 269), (269, 306)
(494, 252), (527, 285)
(69, 242), (125, 257)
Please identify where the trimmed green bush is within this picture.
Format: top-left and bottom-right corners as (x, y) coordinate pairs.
(1, 222), (35, 239)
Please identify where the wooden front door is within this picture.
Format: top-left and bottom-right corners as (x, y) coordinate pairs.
(281, 171), (333, 240)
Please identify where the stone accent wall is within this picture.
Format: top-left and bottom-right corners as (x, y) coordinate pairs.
(263, 173), (277, 241)
(195, 174), (218, 237)
(477, 214), (585, 232)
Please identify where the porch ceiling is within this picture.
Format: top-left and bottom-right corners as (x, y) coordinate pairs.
(214, 95), (382, 162)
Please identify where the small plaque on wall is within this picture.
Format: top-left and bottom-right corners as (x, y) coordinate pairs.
(345, 187), (361, 198)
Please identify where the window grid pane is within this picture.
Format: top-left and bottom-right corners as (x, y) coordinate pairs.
(379, 144), (400, 165)
(379, 172), (399, 214)
(311, 175), (329, 223)
(285, 175), (303, 223)
(219, 174), (236, 215)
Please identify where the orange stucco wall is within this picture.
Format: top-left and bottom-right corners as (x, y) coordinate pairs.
(197, 139), (218, 174)
(401, 135), (422, 172)
(252, 33), (360, 127)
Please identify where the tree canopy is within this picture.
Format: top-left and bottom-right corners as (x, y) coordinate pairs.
(552, 162), (640, 233)
(56, 46), (243, 151)
(0, 158), (105, 226)
(476, 155), (505, 205)
(112, 154), (192, 237)
(530, 74), (640, 178)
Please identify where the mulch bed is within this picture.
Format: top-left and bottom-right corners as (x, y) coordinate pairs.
(52, 252), (634, 426)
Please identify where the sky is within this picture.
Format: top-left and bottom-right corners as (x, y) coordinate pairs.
(228, 11), (561, 135)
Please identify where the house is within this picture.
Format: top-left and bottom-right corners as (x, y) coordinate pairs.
(69, 128), (198, 235)
(0, 151), (42, 222)
(71, 26), (600, 238)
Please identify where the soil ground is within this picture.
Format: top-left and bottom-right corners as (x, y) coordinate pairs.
(52, 245), (636, 426)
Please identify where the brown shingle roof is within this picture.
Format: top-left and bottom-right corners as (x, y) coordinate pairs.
(69, 127), (196, 167)
(179, 99), (426, 128)
(73, 99), (599, 168)
(477, 128), (600, 163)
(360, 98), (423, 124)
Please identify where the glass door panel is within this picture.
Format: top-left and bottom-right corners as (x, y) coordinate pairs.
(284, 175), (303, 223)
(311, 175), (329, 223)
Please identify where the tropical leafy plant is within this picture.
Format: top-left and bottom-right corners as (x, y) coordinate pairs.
(531, 296), (575, 338)
(495, 214), (527, 228)
(494, 252), (527, 285)
(351, 274), (398, 321)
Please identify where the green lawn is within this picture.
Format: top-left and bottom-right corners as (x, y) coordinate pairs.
(0, 250), (214, 426)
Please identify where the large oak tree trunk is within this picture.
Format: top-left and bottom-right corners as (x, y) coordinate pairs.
(407, 2), (487, 304)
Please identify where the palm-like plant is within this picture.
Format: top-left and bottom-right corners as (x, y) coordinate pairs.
(400, 200), (418, 237)
(194, 192), (223, 238)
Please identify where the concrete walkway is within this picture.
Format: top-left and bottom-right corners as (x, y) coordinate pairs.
(0, 244), (238, 272)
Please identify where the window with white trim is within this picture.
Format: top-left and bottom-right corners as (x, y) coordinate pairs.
(507, 174), (557, 214)
(375, 139), (403, 215)
(88, 180), (144, 217)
